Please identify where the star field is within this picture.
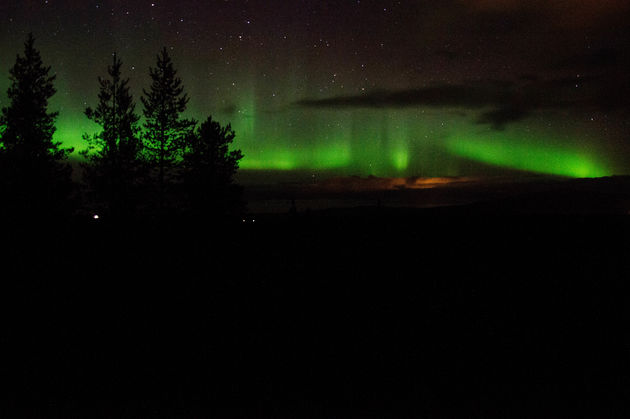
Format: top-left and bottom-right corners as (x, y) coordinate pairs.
(1, 0), (629, 179)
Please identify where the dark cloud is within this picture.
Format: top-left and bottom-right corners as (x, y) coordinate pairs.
(467, 6), (539, 38)
(296, 81), (512, 110)
(558, 48), (622, 70)
(476, 107), (530, 130)
(519, 75), (539, 82)
(219, 104), (238, 115)
(433, 49), (458, 61)
(296, 76), (630, 129)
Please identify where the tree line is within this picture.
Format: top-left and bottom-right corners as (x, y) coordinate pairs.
(0, 33), (244, 222)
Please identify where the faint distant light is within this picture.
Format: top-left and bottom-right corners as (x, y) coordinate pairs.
(93, 214), (100, 220)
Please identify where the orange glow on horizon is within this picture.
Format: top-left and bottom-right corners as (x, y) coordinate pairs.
(316, 176), (481, 192)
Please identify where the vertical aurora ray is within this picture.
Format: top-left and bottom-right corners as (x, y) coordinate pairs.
(231, 106), (440, 175)
(387, 109), (410, 172)
(0, 0), (627, 185)
(1, 31), (619, 180)
(7, 66), (617, 180)
(390, 143), (409, 171)
(226, 101), (616, 179)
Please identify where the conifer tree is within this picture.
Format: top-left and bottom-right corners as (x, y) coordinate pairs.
(82, 53), (144, 218)
(182, 115), (244, 215)
(141, 47), (195, 210)
(0, 33), (73, 217)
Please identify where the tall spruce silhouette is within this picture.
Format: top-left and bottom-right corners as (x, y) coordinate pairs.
(182, 115), (244, 216)
(141, 47), (195, 211)
(82, 53), (144, 218)
(0, 33), (73, 218)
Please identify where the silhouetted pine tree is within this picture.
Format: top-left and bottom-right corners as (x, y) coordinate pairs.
(182, 116), (244, 216)
(0, 33), (74, 219)
(81, 53), (144, 219)
(141, 47), (195, 211)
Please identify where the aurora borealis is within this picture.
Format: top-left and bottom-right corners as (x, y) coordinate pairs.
(1, 1), (629, 180)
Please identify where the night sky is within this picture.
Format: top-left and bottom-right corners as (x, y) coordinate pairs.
(1, 0), (629, 180)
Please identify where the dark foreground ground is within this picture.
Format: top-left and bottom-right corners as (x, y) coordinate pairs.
(2, 179), (630, 418)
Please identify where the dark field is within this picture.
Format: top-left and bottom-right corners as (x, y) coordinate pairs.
(2, 178), (630, 418)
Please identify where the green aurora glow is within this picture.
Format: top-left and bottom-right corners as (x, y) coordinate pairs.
(445, 134), (612, 178)
(1, 1), (628, 184)
(216, 106), (615, 178)
(45, 104), (616, 179)
(2, 64), (619, 181)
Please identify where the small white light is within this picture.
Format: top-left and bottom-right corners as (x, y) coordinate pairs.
(93, 214), (99, 220)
